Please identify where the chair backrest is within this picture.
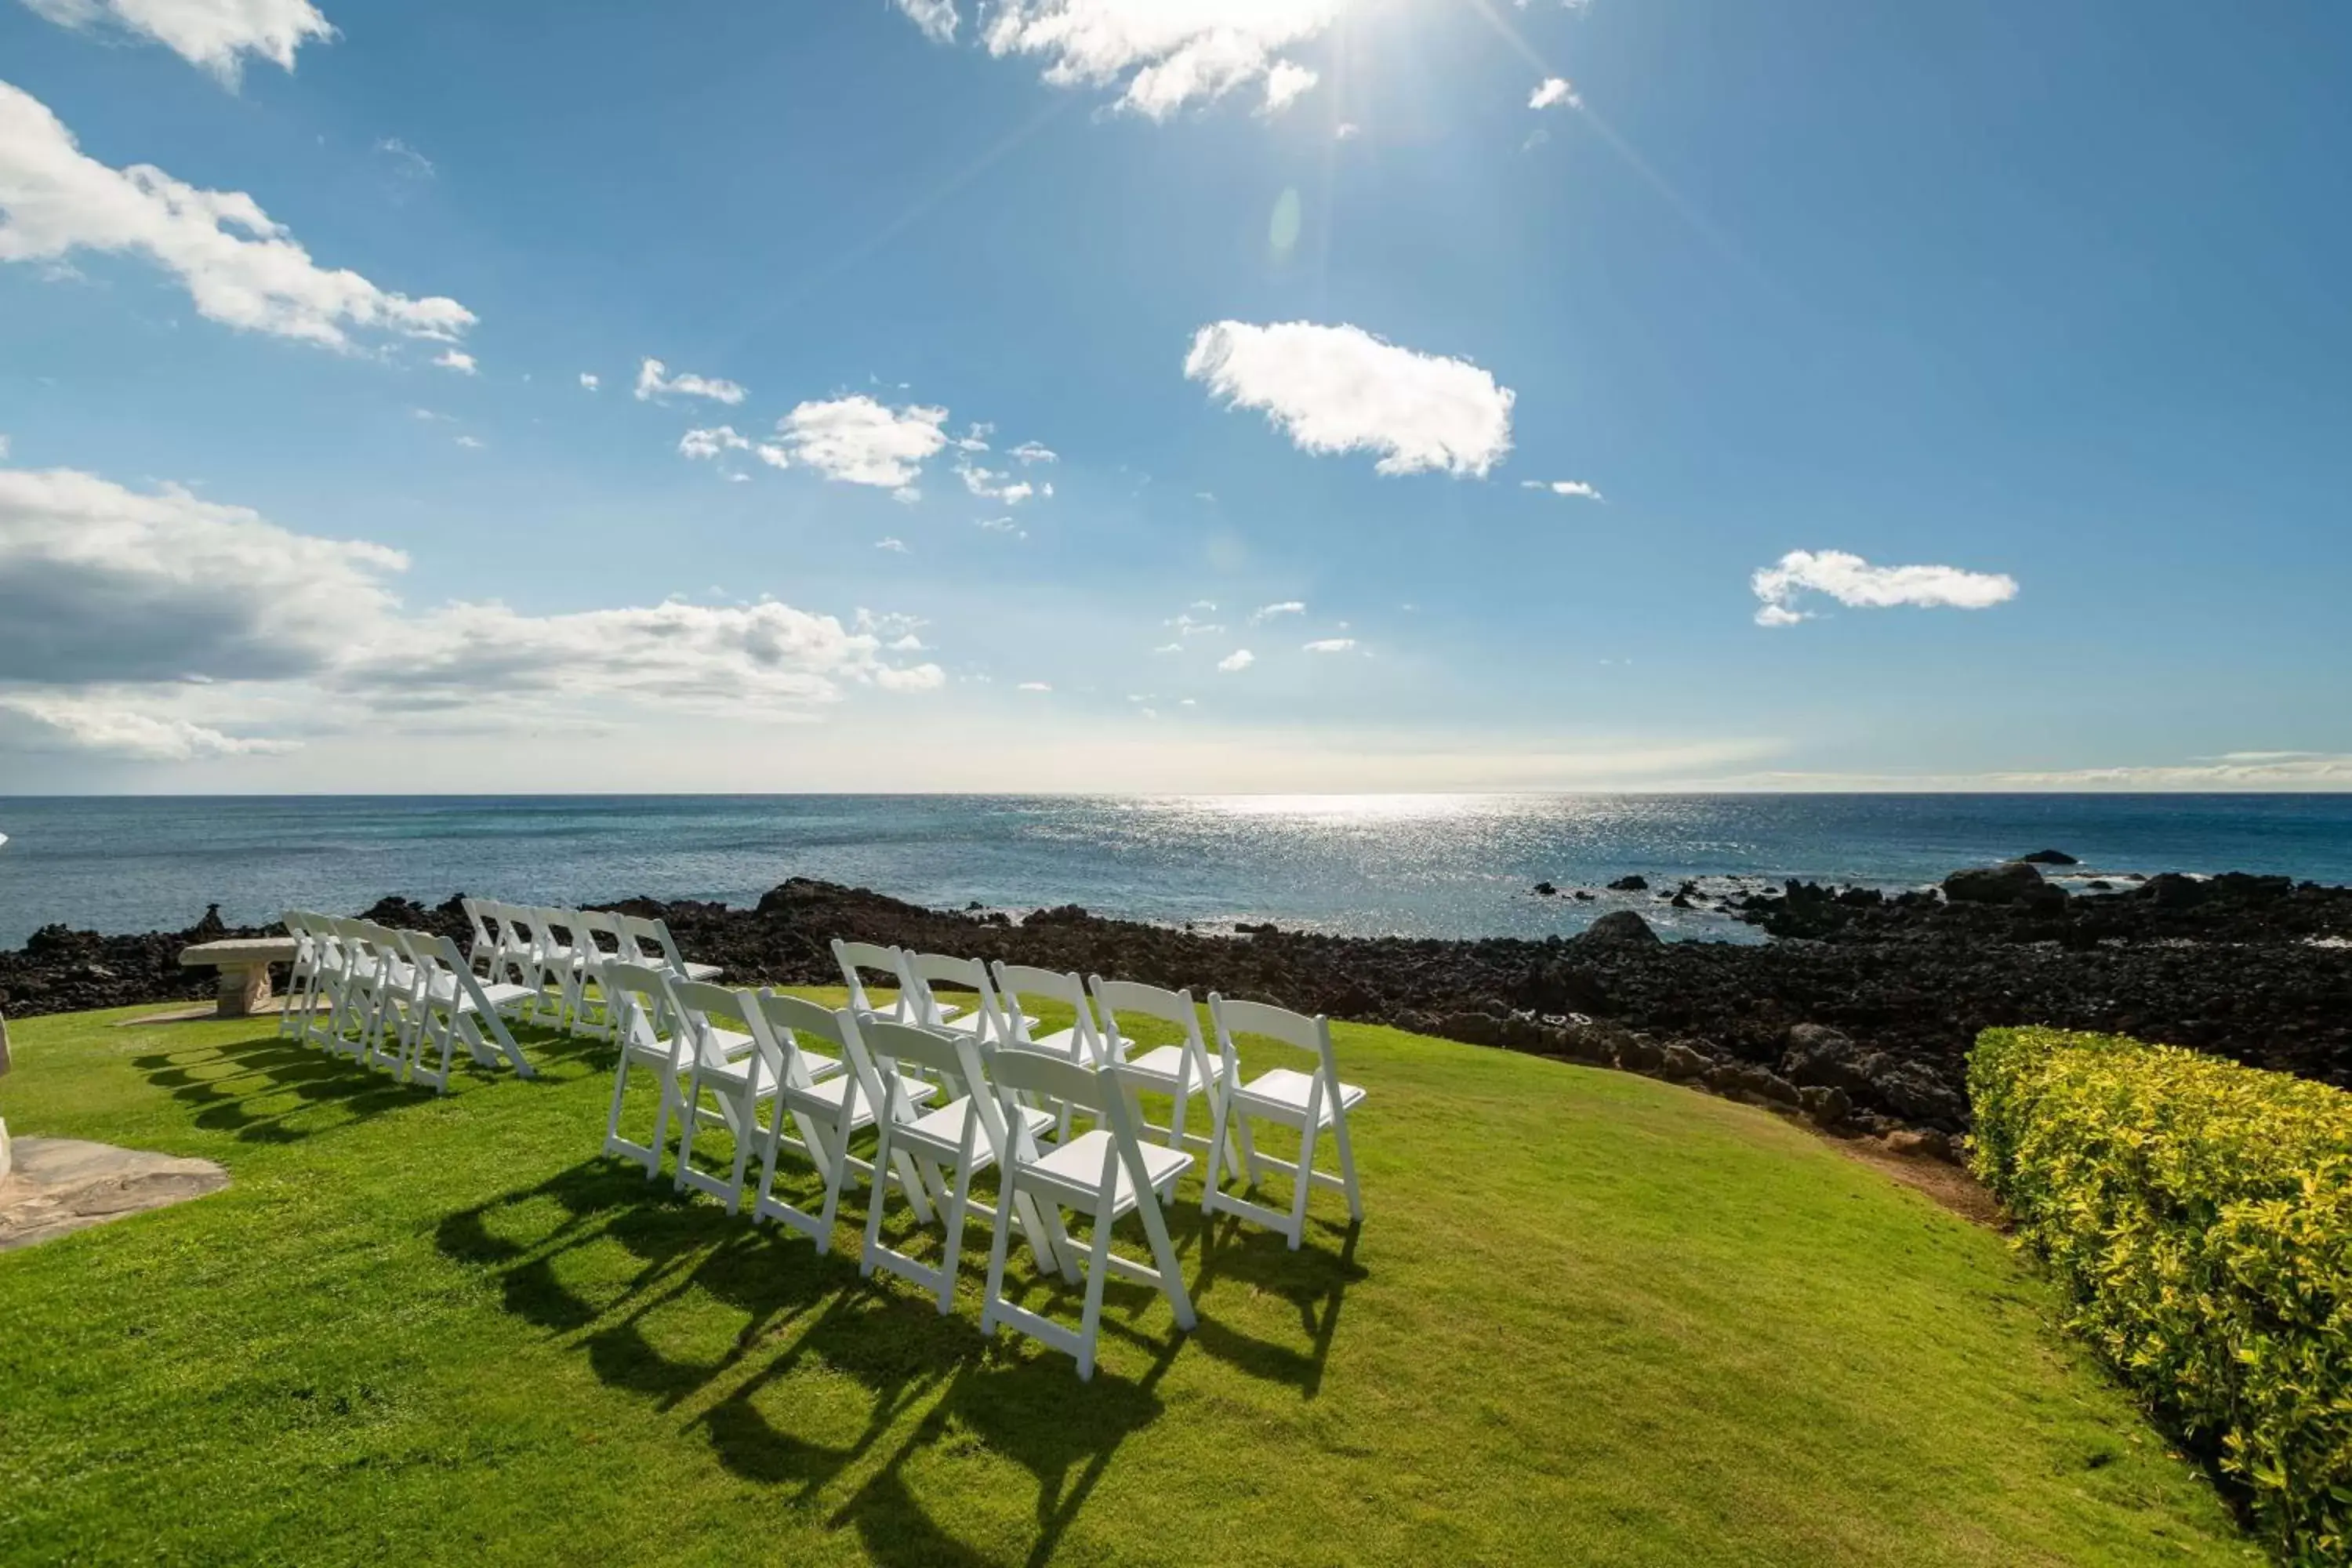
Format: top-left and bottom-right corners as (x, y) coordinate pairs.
(601, 960), (681, 1056)
(459, 897), (500, 956)
(617, 913), (688, 971)
(1208, 997), (1341, 1103)
(992, 962), (1105, 1062)
(572, 909), (627, 964)
(832, 939), (910, 1019)
(669, 978), (759, 1069)
(1088, 977), (1204, 1060)
(750, 991), (857, 1094)
(860, 1017), (997, 1133)
(900, 951), (1008, 1037)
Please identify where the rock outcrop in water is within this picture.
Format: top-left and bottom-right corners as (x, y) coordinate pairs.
(5, 874), (2348, 1145)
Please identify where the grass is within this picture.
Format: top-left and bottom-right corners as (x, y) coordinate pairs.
(0, 993), (2255, 1567)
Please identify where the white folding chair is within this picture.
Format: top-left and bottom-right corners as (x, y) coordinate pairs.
(299, 915), (356, 1051)
(858, 1018), (1065, 1313)
(332, 920), (407, 1067)
(365, 925), (431, 1076)
(979, 1049), (1196, 1381)
(898, 951), (1024, 1044)
(278, 912), (325, 1040)
(514, 907), (587, 1028)
(619, 913), (722, 983)
(991, 964), (1109, 1063)
(459, 898), (506, 982)
(397, 931), (537, 1091)
(1202, 996), (1367, 1250)
(567, 910), (630, 1040)
(833, 938), (957, 1026)
(1089, 977), (1233, 1163)
(748, 994), (932, 1250)
(601, 962), (692, 1178)
(670, 981), (786, 1214)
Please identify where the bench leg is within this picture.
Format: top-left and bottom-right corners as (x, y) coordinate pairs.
(216, 965), (272, 1018)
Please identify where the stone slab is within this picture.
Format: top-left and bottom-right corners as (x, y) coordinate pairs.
(177, 938), (300, 969)
(0, 1137), (230, 1251)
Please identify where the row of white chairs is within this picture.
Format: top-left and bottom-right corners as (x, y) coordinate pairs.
(459, 898), (720, 1038)
(833, 940), (1368, 1250)
(278, 912), (537, 1091)
(600, 944), (1365, 1378)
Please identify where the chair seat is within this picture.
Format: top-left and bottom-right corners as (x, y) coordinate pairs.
(1121, 1044), (1198, 1087)
(785, 1065), (919, 1115)
(1022, 1027), (1091, 1062)
(1022, 1131), (1191, 1213)
(699, 1052), (781, 1097)
(680, 961), (724, 982)
(898, 1097), (1056, 1159)
(1233, 1066), (1367, 1126)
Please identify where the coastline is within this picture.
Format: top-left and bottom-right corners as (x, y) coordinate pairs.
(5, 866), (2347, 1145)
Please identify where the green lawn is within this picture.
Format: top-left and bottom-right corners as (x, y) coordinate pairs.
(0, 996), (2252, 1567)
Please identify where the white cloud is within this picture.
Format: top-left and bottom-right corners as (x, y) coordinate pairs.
(975, 515), (1026, 539)
(23, 0), (333, 84)
(1008, 440), (1058, 464)
(979, 0), (1345, 121)
(0, 461), (947, 757)
(779, 396), (949, 488)
(1185, 320), (1514, 477)
(1259, 60), (1319, 116)
(1168, 612), (1223, 637)
(0, 82), (476, 351)
(678, 425), (750, 461)
(1017, 681), (1051, 692)
(346, 597), (944, 713)
(453, 434), (483, 449)
(1522, 478), (1603, 501)
(0, 463), (405, 684)
(1303, 637), (1356, 653)
(1250, 600), (1305, 622)
(578, 372), (600, 391)
(876, 536), (909, 554)
(956, 458), (1036, 504)
(893, 0), (957, 42)
(435, 348), (477, 375)
(1152, 642), (1181, 654)
(1751, 549), (2020, 627)
(0, 692), (295, 758)
(1217, 648), (1254, 673)
(1334, 122), (1359, 140)
(633, 357), (746, 405)
(1530, 77), (1579, 111)
(375, 137), (432, 183)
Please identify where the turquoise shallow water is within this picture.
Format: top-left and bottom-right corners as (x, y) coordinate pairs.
(1, 793), (2348, 948)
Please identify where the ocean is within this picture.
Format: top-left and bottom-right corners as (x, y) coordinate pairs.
(2, 793), (2348, 949)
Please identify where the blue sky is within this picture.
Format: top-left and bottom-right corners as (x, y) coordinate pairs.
(2, 0), (2347, 792)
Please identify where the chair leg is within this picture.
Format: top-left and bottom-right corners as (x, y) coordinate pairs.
(859, 1120), (896, 1276)
(673, 1065), (710, 1193)
(980, 1181), (1018, 1338)
(1076, 1210), (1113, 1381)
(1235, 1115), (1264, 1189)
(937, 1153), (976, 1315)
(1287, 1123), (1317, 1250)
(1200, 1088), (1232, 1212)
(811, 1115), (848, 1250)
(604, 1051), (636, 1153)
(1330, 1102), (1365, 1223)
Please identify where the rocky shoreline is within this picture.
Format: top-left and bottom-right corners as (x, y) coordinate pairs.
(5, 861), (2347, 1149)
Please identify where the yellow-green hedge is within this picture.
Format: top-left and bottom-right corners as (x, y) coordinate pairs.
(1970, 1027), (2352, 1563)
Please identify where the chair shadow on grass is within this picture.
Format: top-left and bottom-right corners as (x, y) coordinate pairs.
(435, 1137), (1356, 1566)
(129, 1018), (597, 1145)
(129, 1031), (433, 1145)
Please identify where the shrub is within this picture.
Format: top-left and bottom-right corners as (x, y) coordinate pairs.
(1969, 1027), (2352, 1563)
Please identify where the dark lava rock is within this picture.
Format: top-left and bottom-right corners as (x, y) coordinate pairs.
(1944, 862), (2064, 908)
(1658, 1040), (1713, 1081)
(2141, 873), (2209, 909)
(1576, 910), (1661, 947)
(1607, 875), (1650, 892)
(1440, 1011), (1501, 1047)
(1616, 1036), (1664, 1073)
(1572, 890), (1595, 902)
(1533, 881), (1559, 897)
(1798, 1084), (1853, 1129)
(1781, 1024), (1872, 1094)
(2019, 849), (2079, 866)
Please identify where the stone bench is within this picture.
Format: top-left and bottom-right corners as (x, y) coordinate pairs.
(178, 937), (301, 1018)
